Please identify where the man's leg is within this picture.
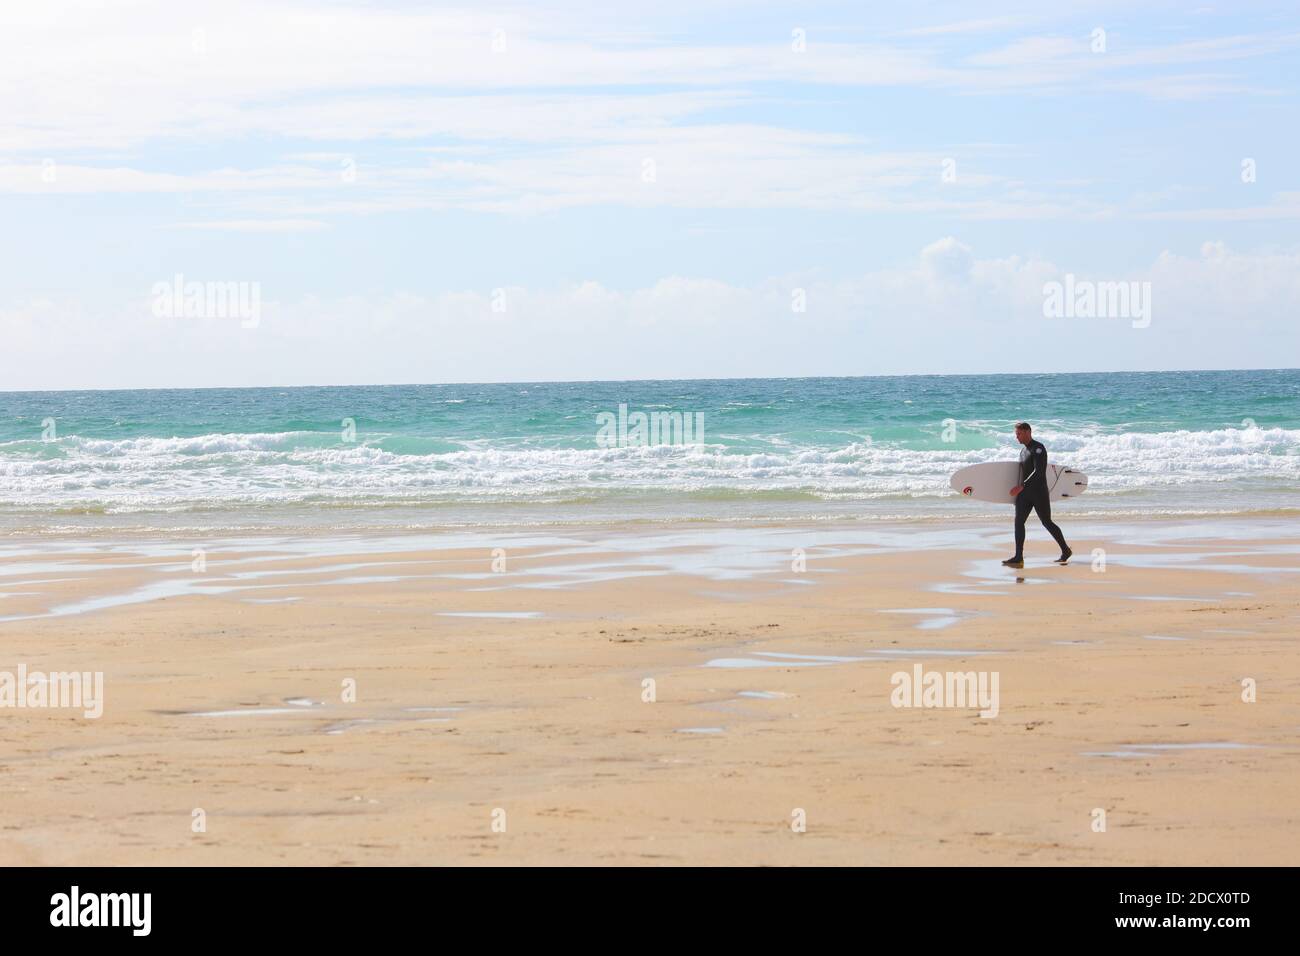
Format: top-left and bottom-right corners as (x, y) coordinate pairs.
(1033, 496), (1069, 552)
(1012, 494), (1032, 559)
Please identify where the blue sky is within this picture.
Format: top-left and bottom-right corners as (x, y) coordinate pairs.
(2, 0), (1299, 388)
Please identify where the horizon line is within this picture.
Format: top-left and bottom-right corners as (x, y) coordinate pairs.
(2, 366), (1296, 395)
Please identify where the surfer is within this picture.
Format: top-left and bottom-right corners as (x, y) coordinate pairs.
(1002, 422), (1072, 568)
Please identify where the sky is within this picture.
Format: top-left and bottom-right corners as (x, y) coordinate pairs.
(2, 0), (1299, 389)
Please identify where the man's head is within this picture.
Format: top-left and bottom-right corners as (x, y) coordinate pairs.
(1015, 422), (1032, 445)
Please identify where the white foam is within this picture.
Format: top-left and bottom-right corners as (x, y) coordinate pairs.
(4, 424), (1298, 517)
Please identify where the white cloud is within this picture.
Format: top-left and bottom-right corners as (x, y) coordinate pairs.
(1, 134), (1120, 219)
(919, 237), (976, 280)
(5, 240), (1297, 389)
(897, 16), (1040, 38)
(171, 219), (329, 232)
(2, 1), (1293, 158)
(3, 1), (1294, 225)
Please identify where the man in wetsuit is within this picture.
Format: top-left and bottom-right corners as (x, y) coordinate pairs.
(1002, 422), (1072, 568)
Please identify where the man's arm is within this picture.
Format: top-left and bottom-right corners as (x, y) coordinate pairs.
(1022, 443), (1048, 495)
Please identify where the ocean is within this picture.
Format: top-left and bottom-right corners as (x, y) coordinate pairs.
(2, 369), (1297, 533)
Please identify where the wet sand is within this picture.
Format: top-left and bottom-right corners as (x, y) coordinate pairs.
(1, 517), (1298, 865)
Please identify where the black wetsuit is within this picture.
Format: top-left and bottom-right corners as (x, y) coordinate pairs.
(1014, 439), (1069, 559)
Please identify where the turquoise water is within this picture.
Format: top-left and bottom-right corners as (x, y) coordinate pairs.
(1, 370), (1297, 532)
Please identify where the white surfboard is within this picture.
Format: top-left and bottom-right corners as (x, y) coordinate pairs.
(949, 461), (1088, 504)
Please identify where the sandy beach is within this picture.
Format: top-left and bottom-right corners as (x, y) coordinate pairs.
(2, 515), (1297, 866)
